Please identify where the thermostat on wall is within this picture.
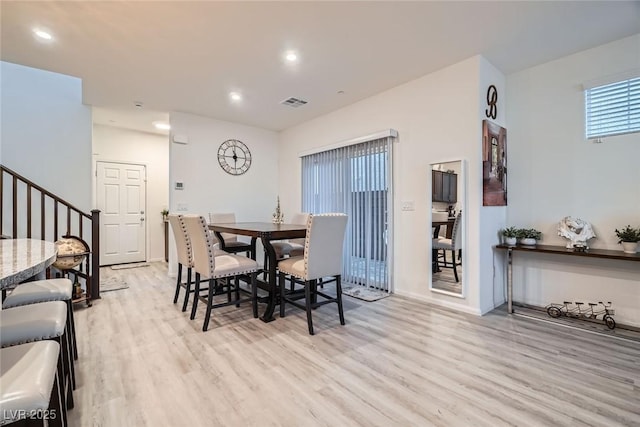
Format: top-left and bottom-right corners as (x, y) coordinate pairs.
(172, 134), (189, 145)
(175, 182), (184, 190)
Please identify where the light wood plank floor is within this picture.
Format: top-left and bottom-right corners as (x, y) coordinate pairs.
(69, 262), (640, 426)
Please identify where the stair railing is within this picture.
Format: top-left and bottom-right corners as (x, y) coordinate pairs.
(0, 164), (100, 301)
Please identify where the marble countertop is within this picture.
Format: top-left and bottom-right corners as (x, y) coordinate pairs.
(0, 239), (57, 290)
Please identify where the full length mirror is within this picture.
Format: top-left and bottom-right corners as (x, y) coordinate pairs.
(430, 160), (465, 297)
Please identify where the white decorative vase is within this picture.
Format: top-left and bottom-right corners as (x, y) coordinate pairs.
(520, 238), (537, 246)
(504, 237), (517, 246)
(621, 241), (638, 254)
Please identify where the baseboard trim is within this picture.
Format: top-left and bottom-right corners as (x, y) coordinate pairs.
(394, 290), (482, 315)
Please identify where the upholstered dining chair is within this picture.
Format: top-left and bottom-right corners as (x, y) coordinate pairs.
(278, 213), (348, 335)
(182, 215), (259, 331)
(208, 213), (253, 257)
(167, 214), (195, 312)
(432, 211), (462, 282)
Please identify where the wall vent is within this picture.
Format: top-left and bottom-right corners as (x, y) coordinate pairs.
(280, 97), (308, 108)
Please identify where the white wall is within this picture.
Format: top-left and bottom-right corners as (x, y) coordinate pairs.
(478, 57), (508, 314)
(279, 56), (496, 315)
(168, 112), (279, 274)
(1, 61), (92, 211)
(92, 124), (169, 262)
(507, 34), (640, 326)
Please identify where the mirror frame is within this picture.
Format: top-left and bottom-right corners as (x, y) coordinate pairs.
(429, 158), (466, 299)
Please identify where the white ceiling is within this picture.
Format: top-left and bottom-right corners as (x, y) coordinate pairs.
(2, 1), (639, 133)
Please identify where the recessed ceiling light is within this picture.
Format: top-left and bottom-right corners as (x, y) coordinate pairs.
(285, 51), (298, 62)
(229, 92), (242, 101)
(33, 29), (53, 40)
(153, 121), (171, 130)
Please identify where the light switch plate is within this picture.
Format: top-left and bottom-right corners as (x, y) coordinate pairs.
(176, 203), (188, 212)
(401, 201), (415, 211)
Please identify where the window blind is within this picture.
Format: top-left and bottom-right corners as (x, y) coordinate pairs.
(301, 136), (394, 291)
(585, 77), (640, 139)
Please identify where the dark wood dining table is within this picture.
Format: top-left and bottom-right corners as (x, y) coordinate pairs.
(208, 222), (306, 322)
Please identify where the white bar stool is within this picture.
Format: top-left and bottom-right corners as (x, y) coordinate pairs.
(0, 302), (74, 414)
(0, 341), (66, 427)
(2, 278), (78, 361)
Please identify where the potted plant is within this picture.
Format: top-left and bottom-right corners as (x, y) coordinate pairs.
(615, 225), (640, 254)
(161, 209), (169, 221)
(517, 228), (542, 246)
(501, 227), (518, 246)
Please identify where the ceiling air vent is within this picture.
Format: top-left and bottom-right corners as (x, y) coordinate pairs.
(280, 97), (308, 108)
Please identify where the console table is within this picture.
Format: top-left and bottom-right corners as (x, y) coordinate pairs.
(495, 244), (640, 313)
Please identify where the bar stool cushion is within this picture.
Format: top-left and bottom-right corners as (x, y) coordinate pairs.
(2, 278), (73, 309)
(0, 302), (67, 348)
(0, 341), (60, 425)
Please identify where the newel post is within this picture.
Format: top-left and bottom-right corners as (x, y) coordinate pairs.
(91, 209), (101, 300)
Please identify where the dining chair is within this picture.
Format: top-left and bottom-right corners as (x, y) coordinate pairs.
(432, 211), (462, 282)
(169, 214), (228, 312)
(182, 215), (259, 331)
(208, 213), (253, 257)
(278, 213), (348, 335)
(167, 214), (195, 312)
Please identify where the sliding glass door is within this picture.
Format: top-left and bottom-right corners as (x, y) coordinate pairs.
(301, 136), (393, 291)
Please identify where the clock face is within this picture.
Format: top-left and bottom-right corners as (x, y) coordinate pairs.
(217, 139), (252, 175)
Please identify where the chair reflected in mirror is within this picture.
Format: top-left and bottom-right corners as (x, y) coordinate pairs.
(432, 211), (462, 282)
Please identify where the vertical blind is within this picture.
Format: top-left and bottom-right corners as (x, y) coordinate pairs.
(585, 77), (640, 139)
(301, 136), (393, 291)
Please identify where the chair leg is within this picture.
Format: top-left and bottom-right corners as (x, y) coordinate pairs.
(190, 273), (200, 320)
(251, 272), (258, 318)
(203, 278), (215, 332)
(336, 275), (345, 326)
(234, 276), (240, 307)
(305, 280), (314, 335)
(67, 299), (77, 360)
(182, 267), (192, 312)
(173, 263), (182, 304)
(311, 279), (318, 304)
(452, 250), (459, 282)
(279, 272), (286, 318)
(54, 338), (70, 413)
(49, 370), (66, 427)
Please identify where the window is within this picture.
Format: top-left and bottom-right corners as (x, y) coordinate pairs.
(585, 77), (640, 139)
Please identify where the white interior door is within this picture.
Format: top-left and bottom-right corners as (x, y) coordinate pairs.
(97, 161), (146, 265)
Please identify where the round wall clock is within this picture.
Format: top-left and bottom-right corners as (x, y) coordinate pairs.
(217, 139), (252, 175)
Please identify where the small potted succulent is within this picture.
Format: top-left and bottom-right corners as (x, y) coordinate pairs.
(517, 228), (542, 246)
(161, 209), (169, 221)
(615, 225), (640, 254)
(501, 227), (519, 246)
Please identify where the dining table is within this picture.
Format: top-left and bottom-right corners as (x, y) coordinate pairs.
(1, 239), (57, 293)
(208, 222), (306, 322)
